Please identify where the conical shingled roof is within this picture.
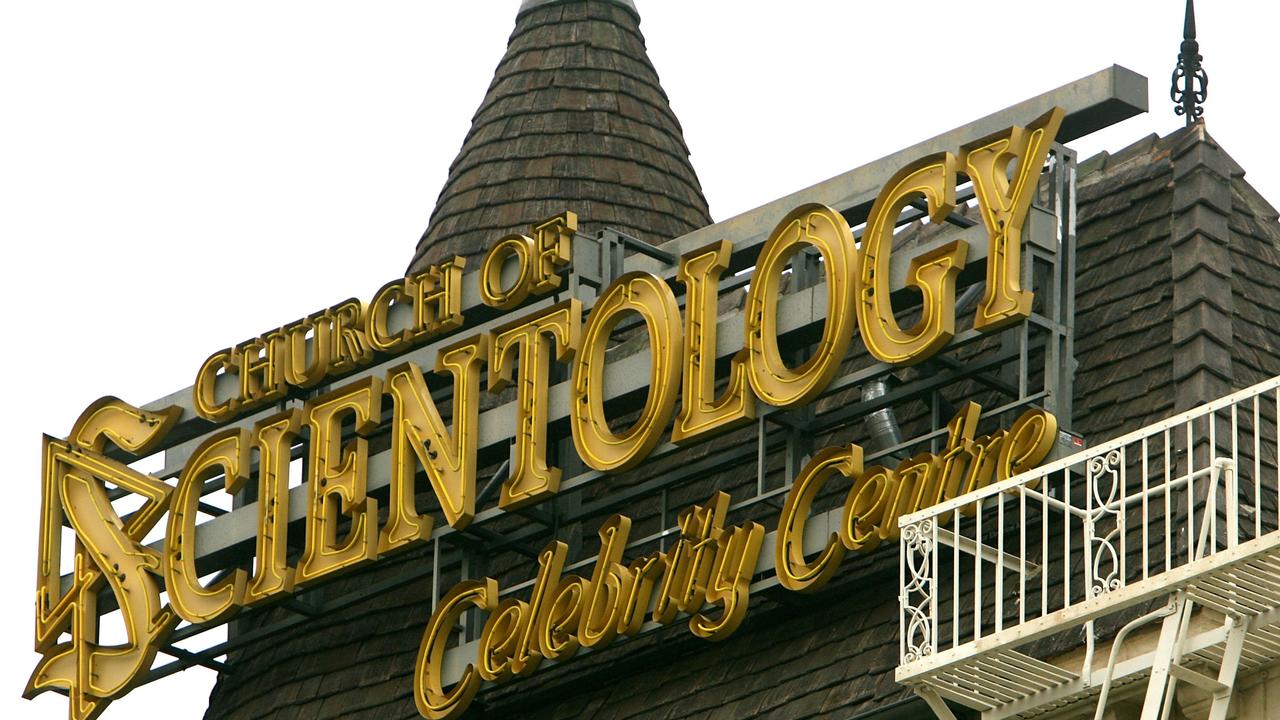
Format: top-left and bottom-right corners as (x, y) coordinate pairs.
(407, 0), (712, 272)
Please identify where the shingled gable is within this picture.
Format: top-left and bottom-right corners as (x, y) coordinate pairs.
(407, 0), (711, 273)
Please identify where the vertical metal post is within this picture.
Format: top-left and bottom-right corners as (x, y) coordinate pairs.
(460, 547), (472, 642)
(757, 415), (767, 498)
(1140, 598), (1187, 720)
(431, 538), (440, 613)
(1209, 617), (1247, 720)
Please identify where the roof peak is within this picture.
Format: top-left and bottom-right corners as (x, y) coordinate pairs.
(409, 0), (711, 272)
(1171, 0), (1208, 124)
(518, 0), (638, 20)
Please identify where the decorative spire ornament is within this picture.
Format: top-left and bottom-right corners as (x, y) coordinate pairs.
(1170, 0), (1208, 124)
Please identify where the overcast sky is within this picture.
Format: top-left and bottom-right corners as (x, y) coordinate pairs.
(3, 2), (1276, 718)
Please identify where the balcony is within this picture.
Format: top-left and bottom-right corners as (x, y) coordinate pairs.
(897, 376), (1280, 719)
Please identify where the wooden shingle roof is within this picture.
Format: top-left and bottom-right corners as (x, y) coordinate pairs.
(407, 0), (712, 272)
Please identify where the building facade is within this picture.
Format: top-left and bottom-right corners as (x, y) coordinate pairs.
(25, 2), (1280, 720)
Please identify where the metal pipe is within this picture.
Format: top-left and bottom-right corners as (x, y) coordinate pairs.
(862, 377), (904, 453)
(845, 695), (928, 720)
(1083, 619), (1097, 689)
(956, 281), (984, 316)
(1092, 600), (1179, 720)
(475, 459), (511, 505)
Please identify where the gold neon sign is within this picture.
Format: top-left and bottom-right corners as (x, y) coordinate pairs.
(29, 109), (1064, 720)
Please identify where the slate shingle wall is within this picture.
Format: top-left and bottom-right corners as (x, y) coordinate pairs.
(1226, 161), (1280, 386)
(1072, 133), (1177, 439)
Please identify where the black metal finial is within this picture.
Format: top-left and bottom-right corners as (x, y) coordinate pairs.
(1171, 0), (1208, 125)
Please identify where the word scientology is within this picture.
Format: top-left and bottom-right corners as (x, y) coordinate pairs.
(30, 109), (1063, 720)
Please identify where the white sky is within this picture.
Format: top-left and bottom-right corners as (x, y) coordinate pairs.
(2, 2), (1276, 718)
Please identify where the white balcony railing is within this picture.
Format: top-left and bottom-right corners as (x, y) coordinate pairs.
(897, 375), (1280, 716)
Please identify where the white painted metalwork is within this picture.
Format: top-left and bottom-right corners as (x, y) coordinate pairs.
(898, 374), (1280, 719)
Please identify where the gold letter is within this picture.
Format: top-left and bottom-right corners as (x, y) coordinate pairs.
(932, 402), (981, 524)
(480, 234), (535, 310)
(998, 408), (1057, 488)
(415, 578), (497, 720)
(857, 153), (967, 365)
(244, 409), (302, 605)
(194, 348), (240, 421)
(412, 256), (466, 339)
(166, 429), (250, 623)
(530, 211), (575, 294)
(328, 299), (374, 372)
(510, 541), (567, 675)
(877, 453), (942, 542)
(579, 515), (634, 649)
(745, 204), (857, 407)
(383, 334), (487, 554)
(618, 554), (663, 637)
(663, 494), (729, 615)
(536, 576), (587, 663)
(571, 271), (682, 472)
(775, 445), (861, 592)
(236, 335), (285, 406)
(840, 466), (896, 553)
(367, 277), (413, 353)
(28, 399), (179, 720)
(277, 311), (332, 388)
(296, 377), (382, 585)
(962, 107), (1064, 331)
(489, 300), (581, 508)
(957, 432), (1006, 517)
(477, 598), (526, 683)
(672, 240), (755, 443)
(690, 521), (764, 641)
